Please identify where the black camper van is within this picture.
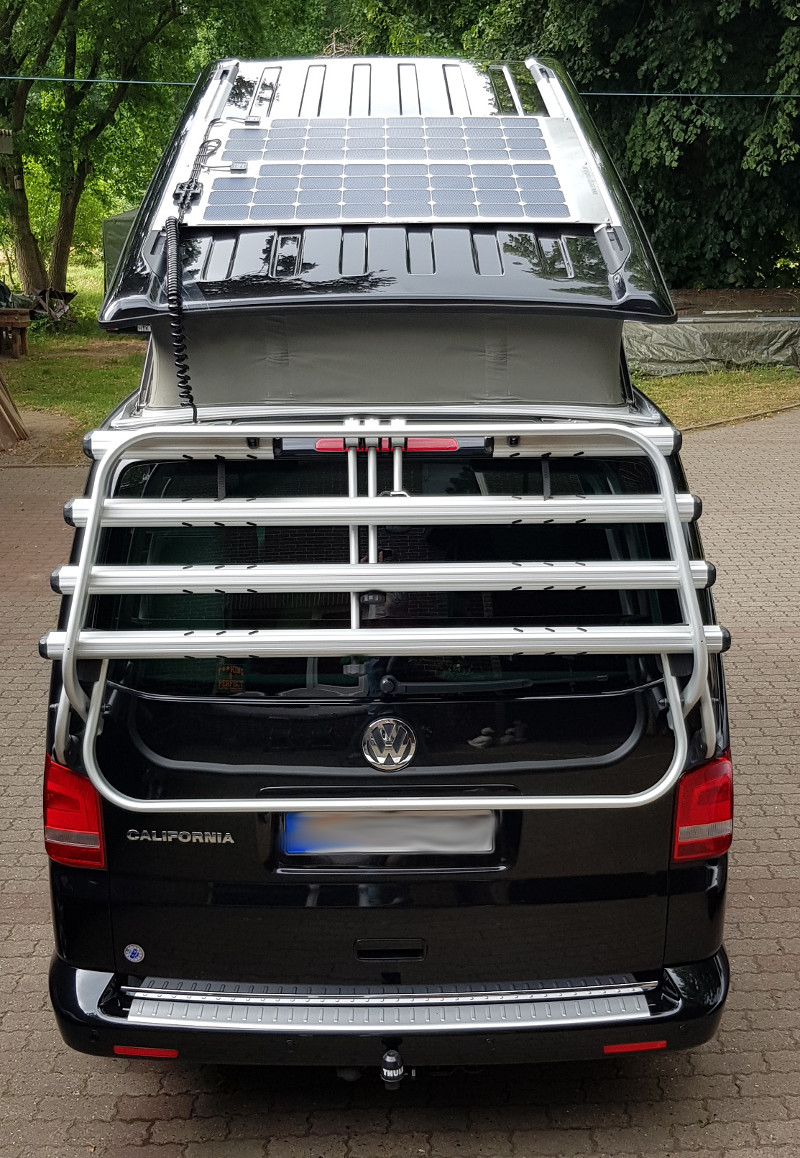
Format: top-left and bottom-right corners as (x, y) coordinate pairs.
(42, 56), (731, 1082)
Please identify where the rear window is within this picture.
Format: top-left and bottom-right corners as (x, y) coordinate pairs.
(97, 451), (678, 699)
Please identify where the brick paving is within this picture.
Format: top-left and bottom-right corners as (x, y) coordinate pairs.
(1, 411), (799, 1157)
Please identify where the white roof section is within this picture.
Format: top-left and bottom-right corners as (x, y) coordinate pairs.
(151, 57), (618, 230)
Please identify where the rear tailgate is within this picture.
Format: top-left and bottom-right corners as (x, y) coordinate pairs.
(87, 438), (702, 985)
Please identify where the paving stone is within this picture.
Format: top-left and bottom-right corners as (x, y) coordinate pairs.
(347, 1134), (430, 1158)
(428, 1133), (512, 1157)
(150, 1116), (229, 1144)
(114, 1093), (195, 1121)
(3, 413), (800, 1155)
(186, 1145), (267, 1158)
(265, 1138), (347, 1158)
(510, 1127), (594, 1155)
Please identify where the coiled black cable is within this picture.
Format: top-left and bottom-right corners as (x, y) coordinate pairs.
(165, 215), (197, 421)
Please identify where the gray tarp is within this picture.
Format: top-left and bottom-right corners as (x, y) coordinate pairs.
(625, 319), (800, 377)
(146, 310), (626, 409)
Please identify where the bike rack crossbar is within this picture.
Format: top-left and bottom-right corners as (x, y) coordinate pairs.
(52, 559), (715, 596)
(46, 418), (721, 807)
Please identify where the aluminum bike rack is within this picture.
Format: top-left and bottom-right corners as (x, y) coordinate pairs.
(42, 417), (725, 812)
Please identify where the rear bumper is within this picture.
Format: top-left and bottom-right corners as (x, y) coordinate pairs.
(49, 949), (728, 1067)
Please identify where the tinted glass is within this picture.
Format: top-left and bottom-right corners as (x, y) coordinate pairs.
(100, 453), (676, 698)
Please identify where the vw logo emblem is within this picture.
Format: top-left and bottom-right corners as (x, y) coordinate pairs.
(362, 718), (417, 771)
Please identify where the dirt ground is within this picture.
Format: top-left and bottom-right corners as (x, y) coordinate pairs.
(0, 409), (84, 466)
(672, 287), (800, 316)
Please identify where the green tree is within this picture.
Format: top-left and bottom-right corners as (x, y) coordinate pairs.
(343, 0), (800, 287)
(0, 0), (335, 292)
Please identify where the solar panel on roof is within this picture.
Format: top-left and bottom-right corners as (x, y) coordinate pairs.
(203, 116), (570, 225)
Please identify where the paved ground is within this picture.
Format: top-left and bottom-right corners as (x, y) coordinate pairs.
(1, 411), (799, 1158)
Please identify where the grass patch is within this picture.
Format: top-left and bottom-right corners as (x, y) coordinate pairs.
(6, 280), (800, 439)
(3, 338), (145, 430)
(634, 364), (800, 428)
(5, 263), (145, 432)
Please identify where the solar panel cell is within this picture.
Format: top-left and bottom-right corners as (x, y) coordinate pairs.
(256, 176), (299, 189)
(432, 192), (475, 206)
(434, 202), (479, 217)
(204, 206), (249, 220)
(515, 175), (561, 189)
(387, 176), (431, 190)
(341, 203), (385, 218)
(250, 192), (296, 206)
(387, 189), (432, 203)
(298, 190), (340, 205)
(523, 202), (570, 217)
(429, 177), (472, 190)
(388, 202), (432, 216)
(344, 176), (385, 189)
(300, 176), (343, 189)
(212, 178), (255, 189)
(222, 150), (262, 162)
(473, 176), (516, 190)
(208, 190), (253, 204)
(511, 148), (551, 161)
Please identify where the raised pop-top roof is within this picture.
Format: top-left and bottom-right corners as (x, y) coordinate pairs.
(101, 57), (674, 328)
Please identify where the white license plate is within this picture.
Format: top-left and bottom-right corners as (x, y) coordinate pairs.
(283, 810), (496, 855)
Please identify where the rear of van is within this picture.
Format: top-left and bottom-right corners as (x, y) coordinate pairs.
(44, 414), (730, 1070)
(41, 54), (731, 1076)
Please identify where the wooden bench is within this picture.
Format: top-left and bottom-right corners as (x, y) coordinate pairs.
(0, 308), (32, 358)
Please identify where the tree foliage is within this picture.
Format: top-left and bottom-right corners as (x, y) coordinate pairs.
(0, 0), (332, 291)
(341, 0), (800, 287)
(1, 0), (798, 291)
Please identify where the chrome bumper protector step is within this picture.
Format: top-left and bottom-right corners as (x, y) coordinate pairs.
(123, 975), (655, 1034)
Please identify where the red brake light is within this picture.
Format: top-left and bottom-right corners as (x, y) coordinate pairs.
(114, 1045), (179, 1058)
(404, 438), (458, 452)
(314, 438), (459, 453)
(44, 756), (105, 868)
(673, 753), (733, 862)
(604, 1041), (667, 1054)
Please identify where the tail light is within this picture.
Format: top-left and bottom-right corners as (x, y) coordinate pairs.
(603, 1040), (667, 1054)
(673, 753), (733, 862)
(314, 437), (464, 453)
(43, 756), (105, 869)
(114, 1045), (179, 1058)
(275, 437), (489, 456)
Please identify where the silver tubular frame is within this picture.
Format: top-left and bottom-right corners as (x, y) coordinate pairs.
(52, 559), (715, 595)
(80, 656), (688, 813)
(44, 624), (726, 660)
(65, 493), (700, 528)
(49, 417), (718, 794)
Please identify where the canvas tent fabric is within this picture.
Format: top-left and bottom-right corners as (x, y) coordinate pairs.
(143, 309), (625, 410)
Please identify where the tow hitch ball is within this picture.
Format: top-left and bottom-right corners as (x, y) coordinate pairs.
(380, 1048), (406, 1090)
